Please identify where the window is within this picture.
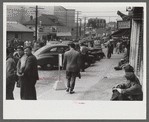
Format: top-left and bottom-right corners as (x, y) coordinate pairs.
(64, 46), (69, 52)
(44, 47), (57, 53)
(50, 47), (57, 52)
(15, 33), (18, 38)
(57, 47), (64, 53)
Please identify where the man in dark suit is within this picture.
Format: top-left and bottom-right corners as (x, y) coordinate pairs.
(6, 47), (16, 100)
(63, 43), (81, 94)
(18, 46), (39, 100)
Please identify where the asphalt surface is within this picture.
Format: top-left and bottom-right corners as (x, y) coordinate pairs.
(13, 47), (127, 100)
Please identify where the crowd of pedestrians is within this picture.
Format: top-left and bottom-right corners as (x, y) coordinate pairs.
(6, 37), (143, 100)
(6, 45), (39, 100)
(105, 38), (143, 101)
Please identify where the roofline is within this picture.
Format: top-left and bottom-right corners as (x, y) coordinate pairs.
(67, 9), (75, 11)
(7, 31), (34, 33)
(23, 23), (64, 26)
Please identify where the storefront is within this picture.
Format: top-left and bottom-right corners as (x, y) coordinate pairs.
(129, 7), (143, 85)
(111, 20), (131, 39)
(56, 32), (72, 40)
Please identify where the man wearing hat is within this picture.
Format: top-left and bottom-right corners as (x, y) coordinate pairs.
(111, 65), (143, 100)
(17, 46), (39, 100)
(15, 46), (24, 87)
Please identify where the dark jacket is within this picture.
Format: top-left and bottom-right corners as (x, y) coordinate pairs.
(63, 48), (81, 72)
(112, 75), (143, 100)
(24, 54), (39, 81)
(19, 54), (39, 100)
(6, 57), (16, 99)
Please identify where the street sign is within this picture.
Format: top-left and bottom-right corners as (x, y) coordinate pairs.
(59, 54), (62, 66)
(117, 21), (131, 29)
(53, 53), (66, 90)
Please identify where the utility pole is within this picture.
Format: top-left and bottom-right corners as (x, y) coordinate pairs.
(66, 9), (67, 26)
(30, 6), (44, 42)
(35, 6), (38, 42)
(76, 11), (81, 40)
(79, 19), (82, 38)
(76, 11), (79, 40)
(84, 17), (87, 37)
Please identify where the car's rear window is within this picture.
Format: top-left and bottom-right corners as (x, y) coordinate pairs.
(34, 46), (49, 55)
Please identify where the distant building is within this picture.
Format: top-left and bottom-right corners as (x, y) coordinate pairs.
(54, 6), (75, 27)
(23, 14), (72, 41)
(7, 21), (34, 42)
(7, 5), (75, 28)
(87, 18), (106, 29)
(106, 22), (117, 29)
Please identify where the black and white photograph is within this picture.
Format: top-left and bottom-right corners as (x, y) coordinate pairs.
(3, 2), (146, 120)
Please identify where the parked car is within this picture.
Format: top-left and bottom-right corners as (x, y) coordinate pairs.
(61, 41), (73, 45)
(47, 41), (61, 45)
(33, 44), (69, 70)
(88, 47), (105, 60)
(33, 44), (95, 70)
(74, 42), (96, 66)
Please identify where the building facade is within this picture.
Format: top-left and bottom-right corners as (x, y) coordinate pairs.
(7, 5), (75, 29)
(54, 6), (75, 28)
(7, 5), (75, 40)
(129, 7), (144, 86)
(7, 21), (34, 47)
(87, 18), (106, 29)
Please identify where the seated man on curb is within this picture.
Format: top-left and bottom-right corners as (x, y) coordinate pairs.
(114, 51), (129, 70)
(111, 64), (143, 101)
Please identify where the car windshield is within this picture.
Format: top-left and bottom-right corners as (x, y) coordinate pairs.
(34, 46), (49, 56)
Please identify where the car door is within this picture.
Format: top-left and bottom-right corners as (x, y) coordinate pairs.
(44, 46), (59, 66)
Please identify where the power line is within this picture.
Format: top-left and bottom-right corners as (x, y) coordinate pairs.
(81, 11), (127, 13)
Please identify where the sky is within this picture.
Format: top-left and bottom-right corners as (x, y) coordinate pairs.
(5, 2), (146, 23)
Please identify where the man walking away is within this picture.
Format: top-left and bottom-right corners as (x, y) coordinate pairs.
(107, 41), (112, 59)
(63, 43), (81, 94)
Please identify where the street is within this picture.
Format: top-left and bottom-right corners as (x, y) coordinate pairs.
(13, 48), (126, 100)
(4, 4), (145, 120)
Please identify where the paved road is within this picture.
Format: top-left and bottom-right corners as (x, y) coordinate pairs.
(13, 47), (126, 100)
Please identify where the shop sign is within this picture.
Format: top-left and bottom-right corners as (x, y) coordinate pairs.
(38, 27), (44, 32)
(117, 21), (130, 29)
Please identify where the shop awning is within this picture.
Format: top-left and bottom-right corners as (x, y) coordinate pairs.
(111, 29), (131, 37)
(56, 32), (71, 37)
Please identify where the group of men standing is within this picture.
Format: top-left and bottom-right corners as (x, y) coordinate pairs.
(6, 42), (83, 99)
(6, 46), (39, 100)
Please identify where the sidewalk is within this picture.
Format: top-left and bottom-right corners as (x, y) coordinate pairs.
(13, 48), (127, 100)
(79, 50), (127, 100)
(37, 49), (126, 100)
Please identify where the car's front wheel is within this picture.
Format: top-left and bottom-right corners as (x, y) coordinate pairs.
(43, 63), (53, 70)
